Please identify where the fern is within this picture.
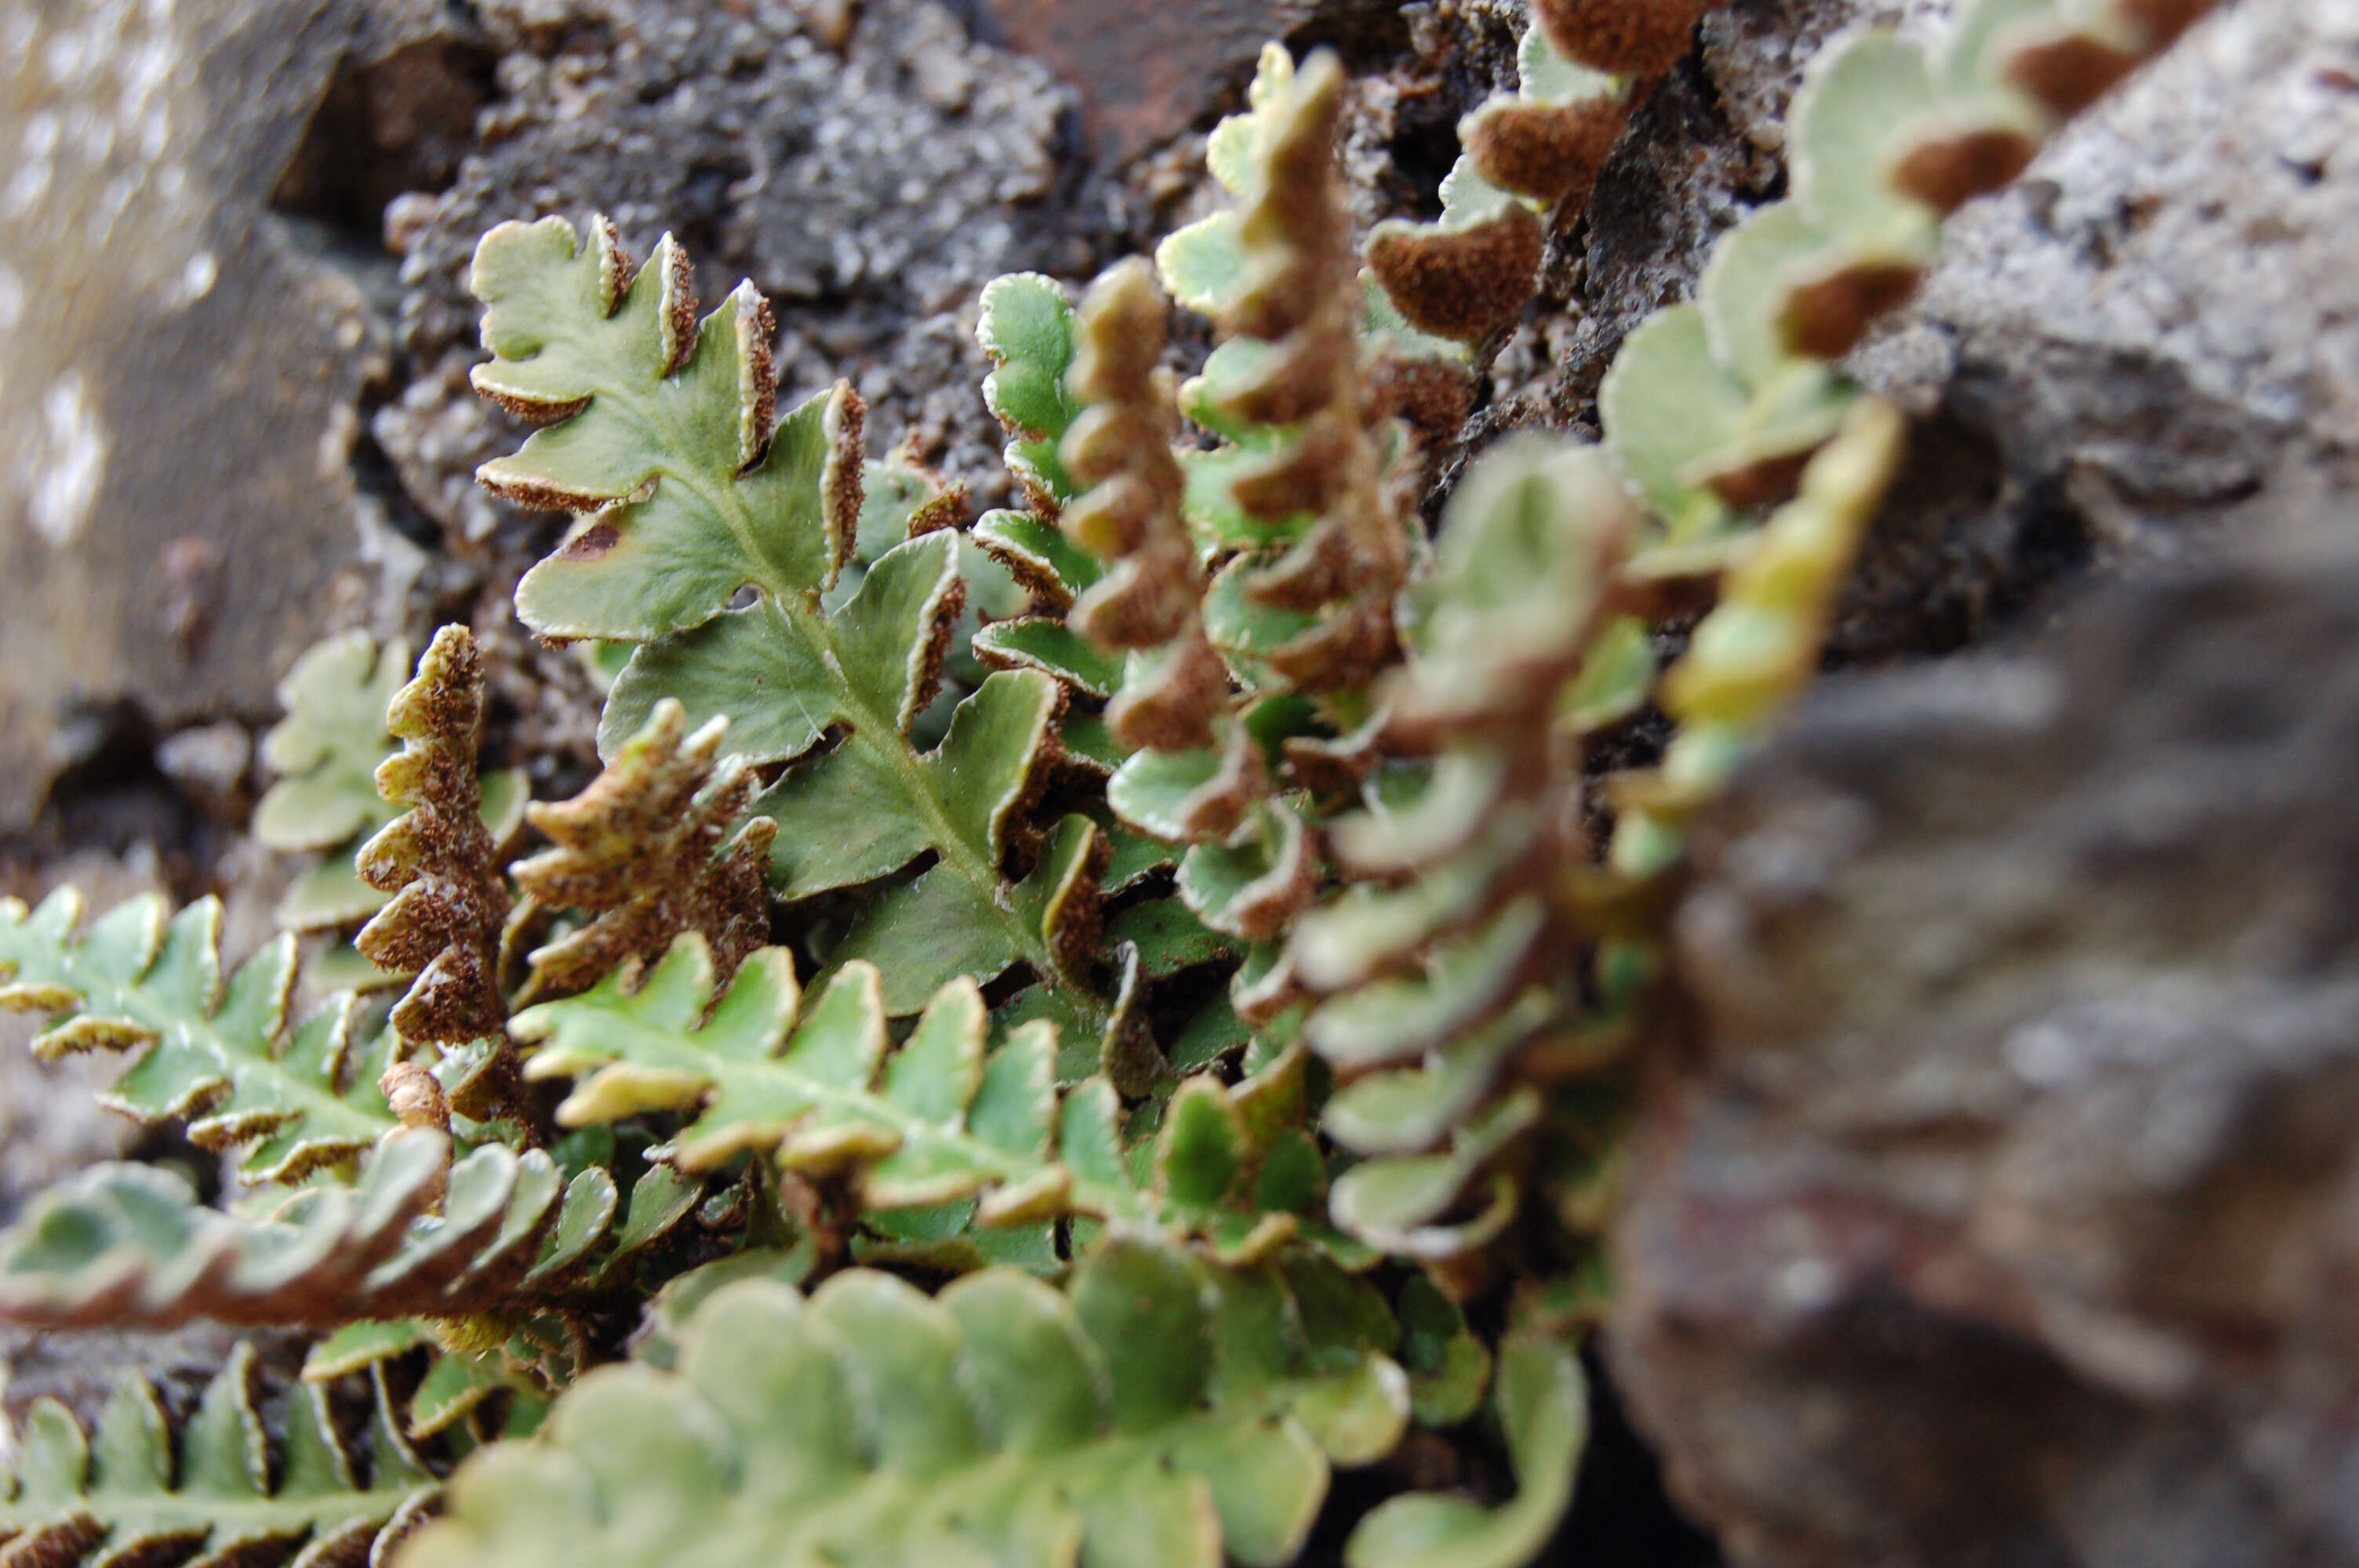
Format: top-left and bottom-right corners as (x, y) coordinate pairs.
(0, 890), (398, 1182)
(0, 1346), (438, 1568)
(257, 632), (526, 935)
(0, 1128), (698, 1328)
(511, 931), (1343, 1267)
(511, 698), (776, 1004)
(1367, 1), (1728, 346)
(1600, 0), (2224, 542)
(468, 217), (1114, 1034)
(397, 1237), (1423, 1568)
(356, 626), (515, 1049)
(1346, 1330), (1588, 1568)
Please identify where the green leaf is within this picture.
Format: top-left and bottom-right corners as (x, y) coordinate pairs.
(0, 1353), (436, 1568)
(253, 631), (406, 853)
(1598, 303), (1743, 532)
(1397, 1276), (1492, 1426)
(0, 891), (396, 1182)
(1346, 1330), (1586, 1568)
(397, 1237), (1411, 1568)
(972, 616), (1126, 698)
(971, 506), (1105, 612)
(977, 273), (1081, 508)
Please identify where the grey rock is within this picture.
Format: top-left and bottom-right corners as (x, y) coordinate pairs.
(154, 721), (255, 821)
(380, 0), (1097, 546)
(0, 0), (453, 833)
(1612, 506), (2359, 1566)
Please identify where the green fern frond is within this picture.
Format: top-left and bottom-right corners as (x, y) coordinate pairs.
(976, 271), (1083, 519)
(0, 1129), (674, 1328)
(397, 1236), (1416, 1568)
(1600, 0), (2223, 538)
(512, 932), (1337, 1266)
(1605, 397), (1906, 878)
(469, 216), (1109, 1031)
(0, 890), (397, 1183)
(1287, 439), (1640, 1259)
(0, 1346), (438, 1568)
(1346, 1329), (1587, 1568)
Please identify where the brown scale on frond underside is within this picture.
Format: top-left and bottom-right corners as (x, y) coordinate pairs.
(1058, 261), (1228, 753)
(1465, 92), (1630, 208)
(1531, 0), (1711, 78)
(823, 384), (867, 587)
(355, 626), (514, 1051)
(511, 699), (778, 1006)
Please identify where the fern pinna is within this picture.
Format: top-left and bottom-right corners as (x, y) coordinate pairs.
(0, 1), (2223, 1564)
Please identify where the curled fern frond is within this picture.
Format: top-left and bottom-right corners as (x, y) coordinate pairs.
(976, 270), (1082, 521)
(258, 633), (528, 935)
(0, 1129), (669, 1328)
(0, 1346), (438, 1568)
(1601, 0), (2223, 535)
(1370, 2), (1720, 345)
(0, 890), (398, 1184)
(513, 932), (1341, 1267)
(1289, 440), (1638, 1261)
(356, 626), (514, 1049)
(397, 1237), (1415, 1568)
(470, 216), (1111, 1030)
(1605, 397), (1906, 878)
(511, 699), (777, 1004)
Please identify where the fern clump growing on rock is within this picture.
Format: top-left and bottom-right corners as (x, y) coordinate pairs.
(0, 2), (2223, 1563)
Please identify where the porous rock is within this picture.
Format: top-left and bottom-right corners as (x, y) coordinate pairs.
(380, 0), (1093, 545)
(1612, 506), (2359, 1566)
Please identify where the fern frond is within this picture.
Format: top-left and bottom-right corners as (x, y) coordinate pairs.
(356, 626), (514, 1049)
(1605, 397), (1906, 877)
(0, 1128), (671, 1328)
(511, 699), (776, 1004)
(1289, 441), (1635, 1259)
(0, 891), (397, 1183)
(470, 217), (1110, 1030)
(257, 633), (528, 935)
(0, 1347), (438, 1568)
(1369, 1), (1726, 344)
(1600, 0), (2223, 535)
(397, 1236), (1415, 1568)
(1345, 1329), (1587, 1568)
(976, 271), (1083, 520)
(513, 932), (1335, 1265)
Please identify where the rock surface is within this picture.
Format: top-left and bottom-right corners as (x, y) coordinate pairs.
(0, 0), (457, 835)
(1614, 504), (2359, 1567)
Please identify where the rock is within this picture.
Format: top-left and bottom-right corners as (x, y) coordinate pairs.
(1611, 505), (2359, 1567)
(1845, 0), (2359, 657)
(380, 0), (1097, 546)
(974, 0), (1414, 165)
(0, 0), (456, 834)
(154, 721), (256, 822)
